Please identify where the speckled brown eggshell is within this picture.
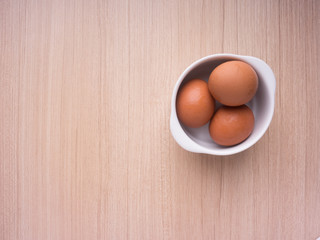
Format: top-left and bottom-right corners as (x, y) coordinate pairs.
(209, 105), (254, 146)
(208, 61), (258, 106)
(176, 79), (215, 128)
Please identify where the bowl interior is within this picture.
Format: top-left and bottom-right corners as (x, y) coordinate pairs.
(177, 56), (273, 151)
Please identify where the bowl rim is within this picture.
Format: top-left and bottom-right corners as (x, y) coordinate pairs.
(170, 53), (276, 156)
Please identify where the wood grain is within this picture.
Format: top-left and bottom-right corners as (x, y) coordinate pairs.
(1, 0), (319, 239)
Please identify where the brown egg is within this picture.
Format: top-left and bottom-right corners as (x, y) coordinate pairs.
(208, 61), (258, 106)
(209, 105), (254, 146)
(176, 79), (215, 128)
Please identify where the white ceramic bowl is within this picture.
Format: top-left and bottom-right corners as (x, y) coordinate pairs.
(170, 54), (276, 156)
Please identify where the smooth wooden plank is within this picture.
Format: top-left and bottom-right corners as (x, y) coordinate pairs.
(0, 0), (319, 239)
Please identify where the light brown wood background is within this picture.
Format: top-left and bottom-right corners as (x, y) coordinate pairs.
(1, 0), (319, 239)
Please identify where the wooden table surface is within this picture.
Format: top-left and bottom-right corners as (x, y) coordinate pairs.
(1, 0), (319, 239)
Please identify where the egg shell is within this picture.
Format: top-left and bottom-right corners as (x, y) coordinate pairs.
(176, 79), (215, 128)
(209, 105), (254, 146)
(208, 61), (258, 106)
